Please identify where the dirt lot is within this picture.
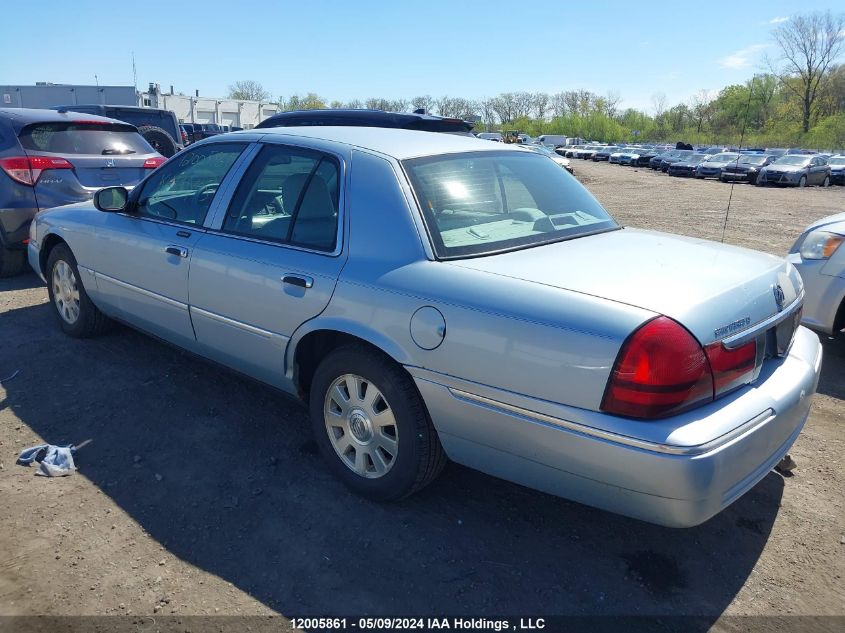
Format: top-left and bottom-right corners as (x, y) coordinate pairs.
(1, 160), (843, 629)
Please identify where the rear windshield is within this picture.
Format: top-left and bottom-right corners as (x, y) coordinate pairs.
(404, 151), (618, 259)
(19, 122), (153, 156)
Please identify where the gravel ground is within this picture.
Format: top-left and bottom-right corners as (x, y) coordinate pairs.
(0, 160), (843, 629)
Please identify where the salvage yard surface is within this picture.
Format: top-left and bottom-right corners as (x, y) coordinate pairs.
(0, 160), (843, 626)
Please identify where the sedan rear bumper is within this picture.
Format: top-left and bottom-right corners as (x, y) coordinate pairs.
(411, 326), (822, 527)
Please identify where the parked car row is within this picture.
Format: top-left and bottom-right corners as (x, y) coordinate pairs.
(564, 144), (841, 188)
(179, 122), (243, 146)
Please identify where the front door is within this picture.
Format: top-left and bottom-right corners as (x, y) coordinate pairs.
(810, 157), (827, 184)
(89, 142), (248, 346)
(188, 142), (346, 389)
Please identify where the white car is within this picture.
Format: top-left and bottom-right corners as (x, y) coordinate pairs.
(788, 213), (845, 335)
(520, 143), (574, 173)
(476, 132), (503, 142)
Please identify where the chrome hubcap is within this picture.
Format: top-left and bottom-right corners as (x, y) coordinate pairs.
(52, 260), (80, 325)
(324, 373), (398, 479)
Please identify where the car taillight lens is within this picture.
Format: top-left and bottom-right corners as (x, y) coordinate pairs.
(601, 317), (713, 419)
(144, 157), (166, 169)
(0, 156), (73, 186)
(704, 340), (757, 397)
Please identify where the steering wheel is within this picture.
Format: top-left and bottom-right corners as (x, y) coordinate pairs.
(192, 183), (219, 213)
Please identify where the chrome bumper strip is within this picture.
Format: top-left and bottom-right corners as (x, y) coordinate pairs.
(448, 387), (774, 457)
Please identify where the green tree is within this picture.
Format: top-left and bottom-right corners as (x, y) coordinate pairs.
(771, 11), (845, 132)
(228, 80), (270, 101)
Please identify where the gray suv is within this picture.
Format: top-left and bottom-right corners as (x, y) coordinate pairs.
(0, 108), (164, 276)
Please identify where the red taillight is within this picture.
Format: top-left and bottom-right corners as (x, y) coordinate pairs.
(704, 340), (757, 396)
(0, 155), (73, 186)
(143, 157), (166, 169)
(601, 316), (713, 419)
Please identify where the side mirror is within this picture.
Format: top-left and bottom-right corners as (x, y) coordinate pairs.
(94, 186), (129, 212)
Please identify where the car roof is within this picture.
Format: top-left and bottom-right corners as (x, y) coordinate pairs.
(0, 107), (129, 132)
(256, 108), (474, 133)
(230, 126), (515, 160)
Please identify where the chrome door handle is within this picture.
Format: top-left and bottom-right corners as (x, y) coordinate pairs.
(282, 274), (313, 289)
(165, 245), (189, 258)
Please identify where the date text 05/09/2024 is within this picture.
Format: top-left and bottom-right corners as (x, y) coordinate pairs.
(289, 617), (546, 631)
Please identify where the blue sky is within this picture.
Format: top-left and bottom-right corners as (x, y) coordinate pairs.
(2, 0), (839, 112)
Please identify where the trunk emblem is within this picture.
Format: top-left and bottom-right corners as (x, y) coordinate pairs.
(105, 159), (115, 168)
(773, 284), (786, 311)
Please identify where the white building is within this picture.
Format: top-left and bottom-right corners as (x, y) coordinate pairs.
(141, 84), (278, 129)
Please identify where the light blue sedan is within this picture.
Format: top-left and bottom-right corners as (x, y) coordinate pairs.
(28, 127), (822, 527)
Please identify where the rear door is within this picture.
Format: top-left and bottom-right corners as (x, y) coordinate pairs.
(86, 141), (250, 347)
(188, 141), (347, 388)
(17, 121), (160, 210)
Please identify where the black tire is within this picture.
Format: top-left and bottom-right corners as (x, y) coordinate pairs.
(822, 175), (831, 187)
(309, 344), (447, 501)
(798, 175), (807, 188)
(0, 246), (26, 278)
(137, 125), (178, 158)
(719, 175), (726, 183)
(46, 244), (111, 338)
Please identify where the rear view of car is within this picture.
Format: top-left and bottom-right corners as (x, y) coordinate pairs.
(0, 108), (164, 276)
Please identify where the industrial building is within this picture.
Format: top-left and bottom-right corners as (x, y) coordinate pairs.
(1, 82), (277, 129)
(141, 84), (277, 129)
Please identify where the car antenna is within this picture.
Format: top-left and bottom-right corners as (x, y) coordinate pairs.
(721, 77), (756, 243)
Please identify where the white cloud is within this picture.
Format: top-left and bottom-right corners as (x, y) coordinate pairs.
(719, 44), (768, 70)
(769, 17), (789, 24)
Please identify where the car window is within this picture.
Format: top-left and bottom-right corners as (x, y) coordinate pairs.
(404, 150), (618, 259)
(135, 143), (245, 225)
(18, 122), (153, 156)
(222, 145), (340, 252)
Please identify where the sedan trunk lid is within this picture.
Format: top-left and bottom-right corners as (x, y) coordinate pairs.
(447, 228), (802, 345)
